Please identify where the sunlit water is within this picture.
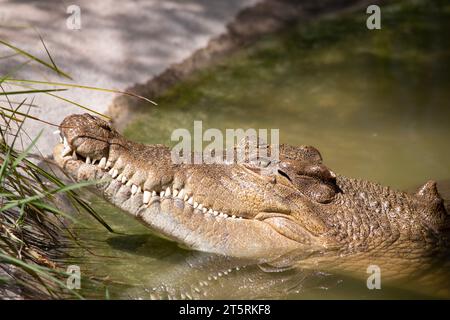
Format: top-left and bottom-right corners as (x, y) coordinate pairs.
(72, 0), (450, 299)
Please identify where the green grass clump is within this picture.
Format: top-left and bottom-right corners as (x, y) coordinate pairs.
(0, 34), (151, 298)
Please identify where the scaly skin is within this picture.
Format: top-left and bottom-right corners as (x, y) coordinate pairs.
(53, 114), (450, 288)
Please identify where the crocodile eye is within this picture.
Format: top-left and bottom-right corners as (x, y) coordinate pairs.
(259, 157), (271, 168)
(246, 156), (271, 169)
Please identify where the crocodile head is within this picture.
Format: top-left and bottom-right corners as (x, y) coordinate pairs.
(53, 114), (450, 275)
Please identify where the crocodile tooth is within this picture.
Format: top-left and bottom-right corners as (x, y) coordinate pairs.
(231, 215), (236, 219)
(160, 191), (165, 197)
(172, 189), (179, 197)
(111, 169), (119, 178)
(193, 202), (199, 209)
(218, 213), (224, 217)
(131, 185), (138, 195)
(177, 189), (185, 199)
(223, 213), (228, 218)
(187, 197), (194, 205)
(197, 203), (203, 210)
(121, 175), (127, 184)
(202, 208), (207, 214)
(228, 269), (232, 273)
(151, 191), (156, 197)
(208, 209), (213, 214)
(53, 130), (61, 135)
(108, 168), (114, 175)
(137, 186), (142, 193)
(165, 187), (171, 197)
(72, 150), (78, 160)
(117, 173), (123, 181)
(143, 191), (151, 204)
(126, 180), (132, 187)
(63, 137), (69, 147)
(62, 146), (72, 157)
(92, 159), (97, 165)
(59, 136), (63, 143)
(184, 194), (189, 201)
(213, 211), (219, 216)
(105, 161), (113, 169)
(86, 156), (91, 164)
(98, 157), (107, 168)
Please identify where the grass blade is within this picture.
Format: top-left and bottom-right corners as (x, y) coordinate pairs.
(11, 129), (43, 169)
(0, 39), (72, 80)
(4, 79), (157, 105)
(0, 88), (67, 96)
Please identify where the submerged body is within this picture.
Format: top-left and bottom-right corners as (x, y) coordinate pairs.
(53, 114), (450, 295)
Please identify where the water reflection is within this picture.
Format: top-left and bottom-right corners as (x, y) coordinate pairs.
(105, 236), (338, 300)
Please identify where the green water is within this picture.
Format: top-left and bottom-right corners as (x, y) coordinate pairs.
(73, 0), (450, 299)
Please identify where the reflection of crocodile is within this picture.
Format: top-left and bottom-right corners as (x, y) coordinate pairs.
(106, 235), (343, 300)
(53, 114), (450, 295)
(104, 233), (444, 299)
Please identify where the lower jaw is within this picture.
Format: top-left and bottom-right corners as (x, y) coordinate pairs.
(53, 144), (303, 260)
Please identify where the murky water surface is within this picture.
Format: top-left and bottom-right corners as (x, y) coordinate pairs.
(73, 0), (450, 299)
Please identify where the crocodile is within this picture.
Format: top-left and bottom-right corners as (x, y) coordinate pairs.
(53, 114), (450, 293)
